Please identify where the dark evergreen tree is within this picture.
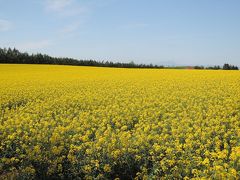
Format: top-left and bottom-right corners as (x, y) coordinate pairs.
(0, 47), (166, 69)
(223, 63), (239, 70)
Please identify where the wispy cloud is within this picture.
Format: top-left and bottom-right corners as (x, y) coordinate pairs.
(121, 23), (149, 30)
(45, 0), (72, 11)
(44, 0), (88, 37)
(0, 19), (12, 31)
(44, 0), (88, 17)
(59, 21), (83, 34)
(17, 40), (53, 51)
(40, 0), (115, 47)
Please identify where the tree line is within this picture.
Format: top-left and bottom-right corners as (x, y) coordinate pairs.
(0, 48), (164, 69)
(194, 64), (238, 70)
(0, 47), (239, 70)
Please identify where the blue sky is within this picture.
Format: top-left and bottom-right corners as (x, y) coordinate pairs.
(0, 0), (240, 66)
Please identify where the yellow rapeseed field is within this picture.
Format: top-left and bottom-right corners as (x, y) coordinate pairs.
(0, 64), (240, 179)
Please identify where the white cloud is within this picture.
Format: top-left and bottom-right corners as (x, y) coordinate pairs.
(59, 21), (83, 34)
(0, 19), (12, 31)
(121, 23), (149, 30)
(44, 0), (88, 17)
(45, 0), (72, 11)
(17, 40), (53, 51)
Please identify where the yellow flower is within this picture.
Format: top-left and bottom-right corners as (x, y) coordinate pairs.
(22, 166), (36, 175)
(1, 64), (240, 179)
(202, 158), (210, 166)
(229, 168), (237, 178)
(103, 164), (111, 173)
